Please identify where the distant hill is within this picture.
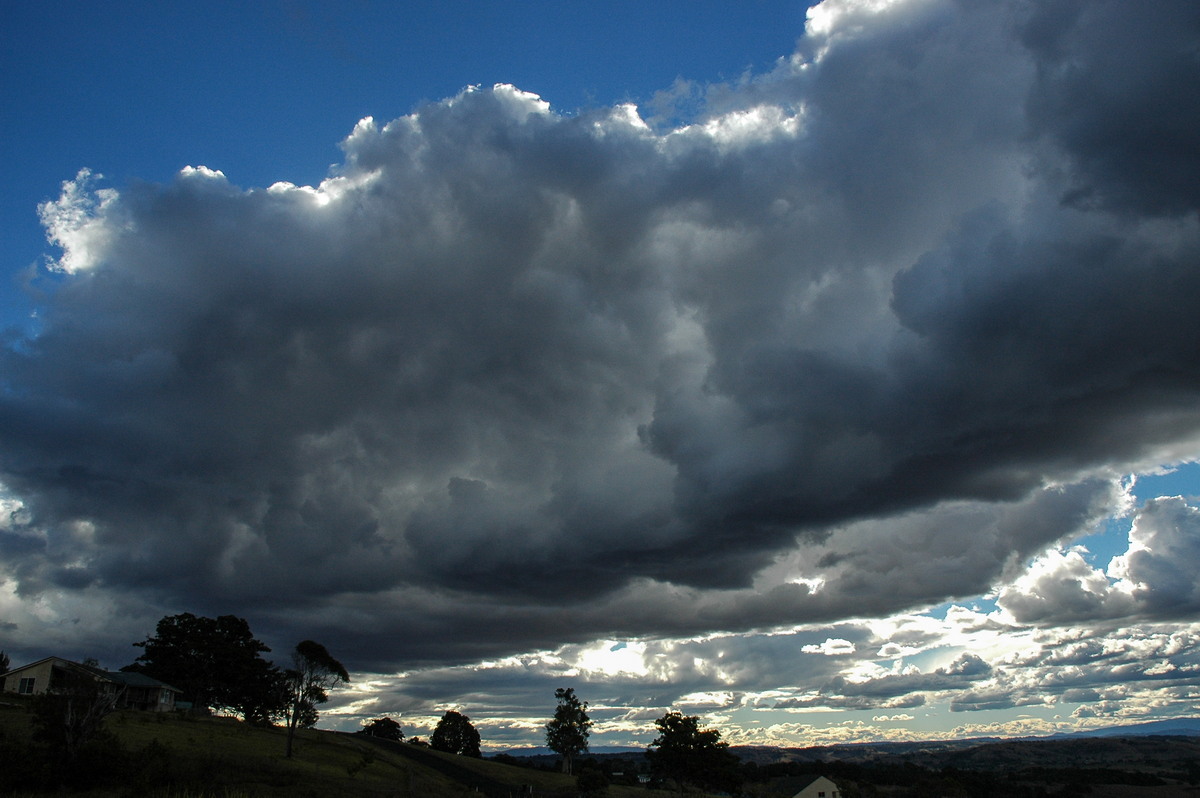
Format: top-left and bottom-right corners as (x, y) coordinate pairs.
(491, 745), (644, 757)
(727, 723), (1200, 778)
(1055, 717), (1200, 739)
(728, 717), (1200, 767)
(732, 737), (1005, 765)
(497, 718), (1200, 765)
(492, 728), (1200, 796)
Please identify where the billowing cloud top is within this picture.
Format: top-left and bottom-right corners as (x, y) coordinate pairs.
(3, 0), (1200, 676)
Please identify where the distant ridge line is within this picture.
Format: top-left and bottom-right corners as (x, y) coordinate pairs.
(1049, 717), (1200, 739)
(488, 718), (1200, 761)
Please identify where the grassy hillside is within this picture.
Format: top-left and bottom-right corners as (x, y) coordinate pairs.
(0, 696), (672, 797)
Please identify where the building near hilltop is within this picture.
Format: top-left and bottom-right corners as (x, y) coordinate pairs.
(792, 774), (843, 798)
(1, 656), (180, 712)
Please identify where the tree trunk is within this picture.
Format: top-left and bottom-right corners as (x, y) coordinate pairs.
(285, 713), (298, 757)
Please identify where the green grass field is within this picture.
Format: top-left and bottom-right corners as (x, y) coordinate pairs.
(0, 696), (679, 797)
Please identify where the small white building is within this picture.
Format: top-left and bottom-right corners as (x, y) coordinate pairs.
(792, 774), (842, 798)
(2, 656), (180, 712)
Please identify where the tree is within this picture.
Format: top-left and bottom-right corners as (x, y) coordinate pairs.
(361, 716), (404, 741)
(236, 662), (290, 727)
(646, 711), (742, 795)
(29, 666), (123, 781)
(283, 640), (349, 758)
(431, 710), (482, 757)
(126, 612), (274, 716)
(0, 649), (8, 692)
(545, 687), (592, 775)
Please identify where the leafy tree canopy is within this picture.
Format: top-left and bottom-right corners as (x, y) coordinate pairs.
(361, 716), (404, 741)
(431, 710), (482, 757)
(125, 612), (274, 716)
(647, 711), (742, 795)
(284, 639), (349, 757)
(236, 664), (290, 727)
(545, 687), (592, 775)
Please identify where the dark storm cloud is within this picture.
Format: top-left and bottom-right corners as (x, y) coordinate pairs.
(3, 0), (1200, 672)
(1022, 0), (1200, 215)
(263, 478), (1106, 670)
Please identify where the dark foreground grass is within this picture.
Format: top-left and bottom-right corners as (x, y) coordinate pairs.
(0, 696), (466, 796)
(355, 735), (672, 798)
(0, 697), (682, 797)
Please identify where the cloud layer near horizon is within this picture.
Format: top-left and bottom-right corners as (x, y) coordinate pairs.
(3, 0), (1200, 697)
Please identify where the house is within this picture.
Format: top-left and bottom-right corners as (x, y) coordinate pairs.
(792, 774), (843, 798)
(1, 656), (181, 712)
(103, 670), (183, 712)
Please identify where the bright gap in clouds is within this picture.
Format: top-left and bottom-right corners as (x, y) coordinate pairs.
(1134, 463), (1200, 503)
(3, 0), (1200, 750)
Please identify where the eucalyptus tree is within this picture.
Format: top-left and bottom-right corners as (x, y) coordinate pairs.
(545, 687), (592, 775)
(283, 640), (350, 758)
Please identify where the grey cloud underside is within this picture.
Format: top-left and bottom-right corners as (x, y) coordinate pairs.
(345, 620), (1200, 727)
(775, 653), (990, 710)
(1022, 0), (1200, 215)
(998, 496), (1200, 625)
(2, 0), (1200, 669)
(944, 625), (1200, 715)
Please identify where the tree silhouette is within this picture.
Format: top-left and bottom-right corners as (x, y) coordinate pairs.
(126, 612), (275, 716)
(431, 709), (482, 756)
(545, 687), (592, 775)
(361, 716), (404, 741)
(284, 640), (349, 758)
(647, 711), (742, 794)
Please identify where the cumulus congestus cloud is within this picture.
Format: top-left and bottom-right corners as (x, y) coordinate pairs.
(2, 0), (1200, 670)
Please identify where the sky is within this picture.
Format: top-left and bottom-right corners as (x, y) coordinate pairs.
(3, 0), (1200, 751)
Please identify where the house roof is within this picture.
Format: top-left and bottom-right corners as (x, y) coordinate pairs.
(5, 656), (78, 675)
(106, 670), (182, 692)
(792, 774), (840, 795)
(5, 656), (180, 693)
